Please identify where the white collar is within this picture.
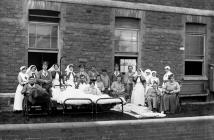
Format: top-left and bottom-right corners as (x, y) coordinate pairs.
(43, 70), (47, 73)
(114, 71), (120, 76)
(42, 70), (48, 76)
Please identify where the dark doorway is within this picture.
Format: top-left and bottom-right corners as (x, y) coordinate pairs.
(28, 52), (58, 71)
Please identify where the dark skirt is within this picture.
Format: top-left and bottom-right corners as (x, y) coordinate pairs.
(163, 93), (177, 113)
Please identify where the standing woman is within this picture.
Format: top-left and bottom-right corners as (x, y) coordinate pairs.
(150, 71), (160, 86)
(131, 68), (146, 106)
(88, 65), (99, 81)
(65, 64), (76, 88)
(26, 65), (38, 79)
(13, 66), (28, 112)
(144, 69), (152, 86)
(162, 66), (172, 86)
(49, 64), (60, 87)
(162, 74), (180, 114)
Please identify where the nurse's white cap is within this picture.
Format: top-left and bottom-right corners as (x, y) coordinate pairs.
(164, 66), (170, 70)
(20, 66), (27, 71)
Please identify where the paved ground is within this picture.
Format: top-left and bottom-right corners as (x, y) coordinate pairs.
(0, 103), (214, 124)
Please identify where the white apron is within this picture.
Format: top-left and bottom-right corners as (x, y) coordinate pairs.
(13, 72), (28, 111)
(131, 78), (145, 106)
(52, 72), (60, 86)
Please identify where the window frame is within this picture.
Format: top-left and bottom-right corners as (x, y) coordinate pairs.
(28, 21), (59, 51)
(114, 27), (140, 54)
(114, 56), (138, 74)
(184, 32), (206, 77)
(114, 17), (141, 73)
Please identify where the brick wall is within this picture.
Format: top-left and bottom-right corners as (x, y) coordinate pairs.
(60, 4), (114, 73)
(0, 0), (28, 93)
(0, 116), (213, 140)
(114, 0), (214, 10)
(142, 11), (184, 81)
(209, 17), (214, 65)
(1, 0), (214, 93)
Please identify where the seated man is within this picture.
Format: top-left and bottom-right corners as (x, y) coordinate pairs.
(110, 75), (127, 102)
(76, 75), (89, 91)
(21, 76), (50, 106)
(37, 61), (52, 96)
(145, 81), (162, 112)
(76, 64), (90, 84)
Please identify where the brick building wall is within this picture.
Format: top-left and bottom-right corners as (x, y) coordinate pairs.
(1, 0), (214, 94)
(0, 0), (28, 93)
(61, 4), (114, 72)
(142, 12), (184, 78)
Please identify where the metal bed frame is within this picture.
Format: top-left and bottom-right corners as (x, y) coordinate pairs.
(63, 98), (94, 119)
(23, 85), (123, 120)
(53, 84), (94, 119)
(95, 97), (124, 119)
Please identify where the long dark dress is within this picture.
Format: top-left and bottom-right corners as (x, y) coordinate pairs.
(162, 81), (180, 113)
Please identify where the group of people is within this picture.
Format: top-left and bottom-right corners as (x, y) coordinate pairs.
(13, 61), (181, 115)
(13, 62), (53, 112)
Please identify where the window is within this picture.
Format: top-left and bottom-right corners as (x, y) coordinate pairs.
(114, 17), (140, 73)
(29, 23), (58, 49)
(28, 9), (60, 69)
(115, 57), (137, 74)
(115, 30), (138, 52)
(119, 58), (137, 73)
(28, 9), (59, 49)
(115, 17), (140, 53)
(185, 23), (206, 76)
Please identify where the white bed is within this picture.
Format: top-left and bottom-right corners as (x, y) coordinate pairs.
(51, 87), (123, 105)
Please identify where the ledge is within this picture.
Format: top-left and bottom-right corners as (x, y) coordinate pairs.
(0, 115), (213, 130)
(47, 0), (214, 16)
(183, 76), (208, 81)
(0, 93), (14, 98)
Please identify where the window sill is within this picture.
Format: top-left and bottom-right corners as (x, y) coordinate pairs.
(183, 76), (208, 81)
(114, 52), (138, 57)
(28, 48), (58, 53)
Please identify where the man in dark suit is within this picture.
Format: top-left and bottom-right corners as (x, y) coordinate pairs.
(37, 61), (53, 96)
(111, 64), (122, 83)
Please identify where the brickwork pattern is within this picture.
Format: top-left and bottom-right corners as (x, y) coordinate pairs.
(209, 17), (214, 65)
(61, 4), (114, 73)
(0, 117), (214, 140)
(0, 0), (27, 93)
(142, 11), (184, 80)
(1, 0), (214, 93)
